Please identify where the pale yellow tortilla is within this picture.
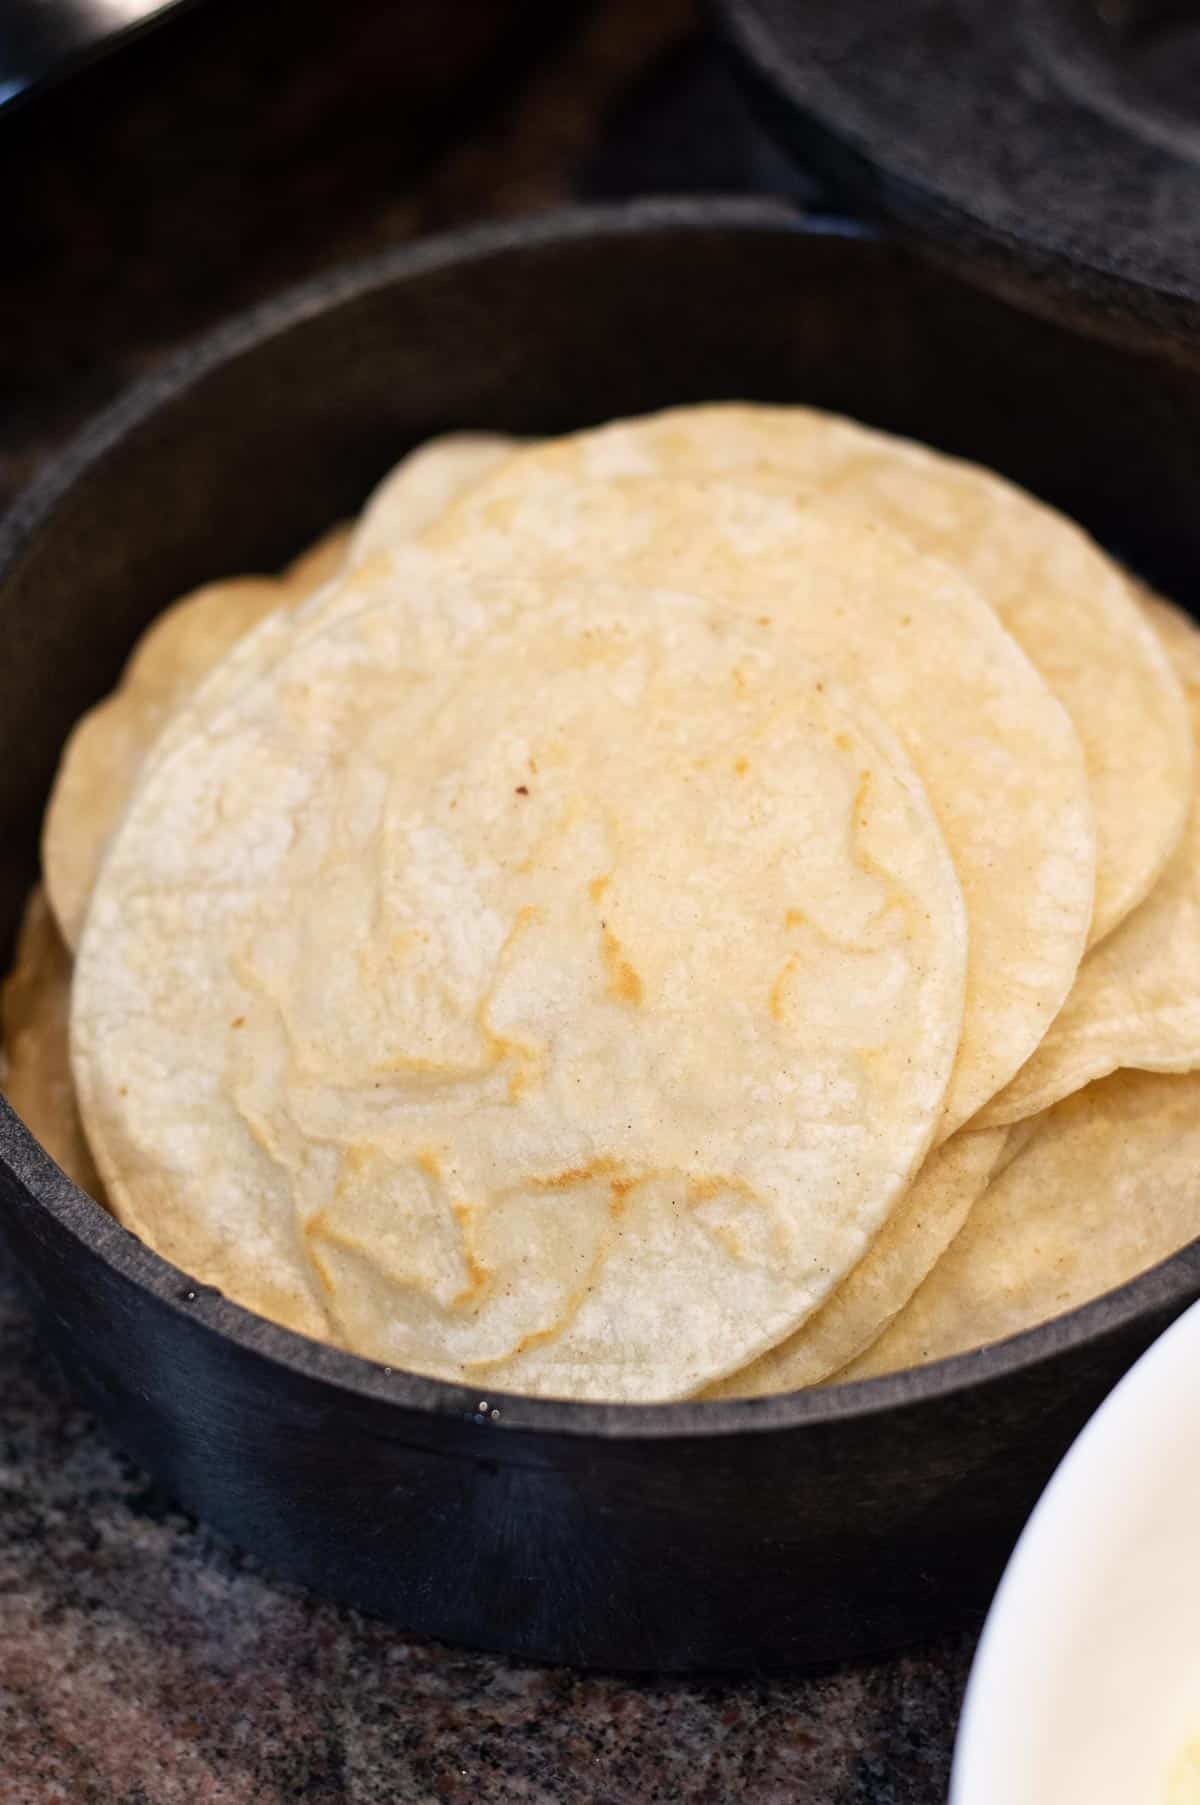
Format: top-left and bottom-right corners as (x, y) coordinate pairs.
(705, 1125), (1007, 1395)
(0, 887), (102, 1197)
(977, 594), (1200, 1127)
(43, 523), (353, 952)
(993, 1112), (1042, 1173)
(95, 437), (526, 892)
(72, 566), (968, 1401)
(348, 433), (518, 566)
(282, 522), (353, 593)
(840, 1069), (1200, 1379)
(417, 476), (1095, 1137)
(42, 577), (291, 950)
(41, 536), (355, 959)
(193, 471), (1097, 1137)
(446, 403), (1191, 945)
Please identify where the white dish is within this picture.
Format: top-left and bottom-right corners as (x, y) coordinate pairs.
(952, 1298), (1200, 1805)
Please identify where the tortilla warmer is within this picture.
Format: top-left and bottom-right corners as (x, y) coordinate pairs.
(2, 199), (1199, 1670)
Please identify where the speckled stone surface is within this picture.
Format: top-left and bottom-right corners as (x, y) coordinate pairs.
(0, 5), (976, 1796)
(0, 1230), (973, 1802)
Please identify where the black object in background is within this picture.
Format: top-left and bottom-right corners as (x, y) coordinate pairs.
(714, 0), (1200, 360)
(578, 34), (826, 205)
(0, 0), (584, 504)
(0, 0), (191, 112)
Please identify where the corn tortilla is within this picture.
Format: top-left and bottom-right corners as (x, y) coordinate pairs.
(1, 887), (102, 1197)
(72, 569), (968, 1400)
(706, 1125), (1007, 1396)
(977, 594), (1200, 1125)
(841, 1069), (1200, 1379)
(448, 403), (1191, 945)
(421, 476), (1095, 1136)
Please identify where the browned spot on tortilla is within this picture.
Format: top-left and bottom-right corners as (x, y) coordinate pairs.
(302, 1211), (338, 1296)
(230, 1015), (245, 1029)
(688, 1175), (724, 1205)
(527, 1156), (625, 1192)
(450, 1200), (490, 1307)
(601, 924), (643, 1006)
(588, 874), (609, 904)
(416, 1148), (441, 1183)
(476, 907), (544, 1095)
(784, 908), (805, 930)
(474, 1317), (561, 1365)
(734, 756), (749, 777)
(687, 1173), (757, 1207)
(334, 1146), (373, 1197)
(506, 1062), (532, 1102)
(609, 1175), (638, 1220)
(769, 954), (798, 1024)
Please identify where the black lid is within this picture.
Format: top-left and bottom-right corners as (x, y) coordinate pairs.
(714, 0), (1200, 364)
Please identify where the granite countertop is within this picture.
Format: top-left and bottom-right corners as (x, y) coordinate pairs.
(0, 1238), (972, 1802)
(0, 4), (976, 1797)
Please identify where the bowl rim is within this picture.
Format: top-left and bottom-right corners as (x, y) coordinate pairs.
(2, 194), (1197, 1442)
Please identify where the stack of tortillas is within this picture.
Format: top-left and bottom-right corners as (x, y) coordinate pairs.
(3, 404), (1198, 1401)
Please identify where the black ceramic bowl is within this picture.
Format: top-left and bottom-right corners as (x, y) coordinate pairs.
(2, 199), (1199, 1673)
